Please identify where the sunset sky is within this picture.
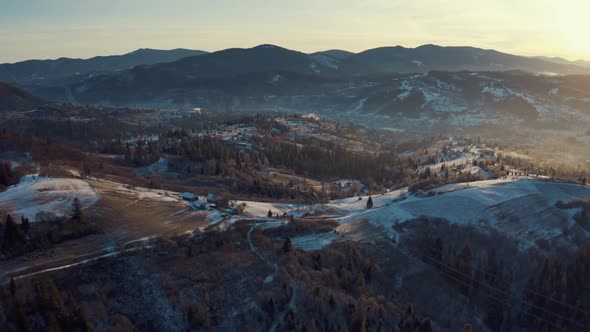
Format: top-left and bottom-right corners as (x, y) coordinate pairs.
(2, 0), (589, 63)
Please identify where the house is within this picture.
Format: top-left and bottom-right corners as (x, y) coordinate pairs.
(206, 193), (218, 202)
(192, 201), (207, 210)
(207, 193), (229, 209)
(182, 192), (198, 201)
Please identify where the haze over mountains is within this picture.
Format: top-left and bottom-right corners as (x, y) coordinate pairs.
(0, 48), (207, 84)
(2, 43), (590, 137)
(3, 44), (590, 87)
(535, 56), (590, 68)
(2, 34), (590, 331)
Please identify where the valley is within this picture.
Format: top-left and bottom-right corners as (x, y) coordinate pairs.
(1, 43), (589, 331)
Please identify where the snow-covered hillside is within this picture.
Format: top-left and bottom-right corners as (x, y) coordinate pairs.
(294, 178), (590, 251)
(0, 175), (99, 221)
(4, 173), (587, 253)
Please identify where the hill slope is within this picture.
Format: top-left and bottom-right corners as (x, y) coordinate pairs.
(52, 70), (590, 138)
(0, 82), (44, 111)
(294, 178), (590, 251)
(0, 175), (99, 220)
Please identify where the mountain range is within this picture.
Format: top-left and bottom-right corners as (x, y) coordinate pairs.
(0, 48), (207, 84)
(2, 44), (590, 134)
(27, 44), (586, 105)
(534, 56), (590, 68)
(342, 44), (589, 74)
(3, 44), (590, 90)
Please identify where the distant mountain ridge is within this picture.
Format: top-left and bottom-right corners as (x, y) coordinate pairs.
(11, 43), (590, 107)
(62, 44), (341, 102)
(311, 49), (355, 60)
(534, 56), (590, 68)
(0, 48), (208, 84)
(340, 44), (589, 74)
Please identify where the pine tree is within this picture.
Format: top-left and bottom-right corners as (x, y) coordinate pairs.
(46, 313), (60, 332)
(188, 304), (210, 329)
(215, 161), (221, 175)
(14, 296), (29, 332)
(305, 319), (319, 332)
(283, 237), (292, 253)
(72, 198), (85, 223)
(3, 214), (25, 250)
(366, 196), (373, 209)
(433, 237), (443, 266)
(266, 297), (276, 316)
(420, 319), (433, 332)
(20, 216), (30, 233)
(357, 272), (366, 291)
(353, 304), (368, 332)
(458, 244), (473, 294)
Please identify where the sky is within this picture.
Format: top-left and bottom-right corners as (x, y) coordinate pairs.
(1, 0), (589, 63)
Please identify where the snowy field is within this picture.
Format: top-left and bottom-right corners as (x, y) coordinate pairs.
(0, 175), (99, 221)
(294, 178), (590, 251)
(3, 173), (588, 252)
(237, 200), (300, 218)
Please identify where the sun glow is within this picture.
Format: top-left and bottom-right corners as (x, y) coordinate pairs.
(548, 1), (590, 60)
(1, 0), (590, 62)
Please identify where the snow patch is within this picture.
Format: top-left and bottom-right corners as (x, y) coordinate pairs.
(293, 178), (590, 251)
(146, 157), (168, 174)
(483, 85), (509, 99)
(269, 74), (282, 84)
(0, 176), (99, 221)
(411, 60), (424, 67)
(351, 98), (367, 113)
